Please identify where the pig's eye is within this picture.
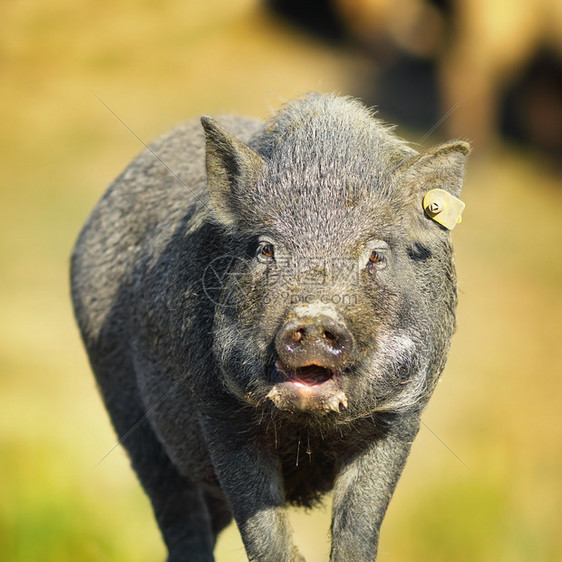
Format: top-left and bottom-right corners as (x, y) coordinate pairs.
(256, 242), (275, 262)
(369, 250), (385, 265)
(367, 249), (387, 270)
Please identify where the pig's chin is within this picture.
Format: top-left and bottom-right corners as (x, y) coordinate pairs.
(266, 361), (348, 415)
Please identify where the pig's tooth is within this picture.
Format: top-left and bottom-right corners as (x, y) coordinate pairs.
(326, 391), (348, 412)
(266, 387), (281, 403)
(336, 391), (348, 411)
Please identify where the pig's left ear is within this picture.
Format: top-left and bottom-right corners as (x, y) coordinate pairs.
(201, 116), (264, 227)
(397, 141), (470, 230)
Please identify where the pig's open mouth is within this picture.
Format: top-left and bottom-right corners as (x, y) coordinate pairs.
(279, 363), (333, 386)
(266, 361), (348, 414)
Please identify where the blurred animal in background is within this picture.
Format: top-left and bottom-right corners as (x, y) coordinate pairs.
(267, 0), (562, 166)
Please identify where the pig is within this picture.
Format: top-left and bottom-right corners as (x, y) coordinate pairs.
(71, 93), (469, 561)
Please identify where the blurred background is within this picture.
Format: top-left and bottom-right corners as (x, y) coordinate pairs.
(1, 0), (561, 560)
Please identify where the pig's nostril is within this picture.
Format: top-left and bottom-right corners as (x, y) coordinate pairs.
(324, 330), (336, 343)
(291, 329), (304, 343)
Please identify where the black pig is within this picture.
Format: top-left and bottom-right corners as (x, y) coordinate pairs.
(71, 93), (469, 561)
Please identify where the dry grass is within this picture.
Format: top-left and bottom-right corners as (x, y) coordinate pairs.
(1, 1), (560, 560)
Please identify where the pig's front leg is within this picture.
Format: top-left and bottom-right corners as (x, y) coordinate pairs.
(200, 415), (304, 562)
(330, 415), (420, 561)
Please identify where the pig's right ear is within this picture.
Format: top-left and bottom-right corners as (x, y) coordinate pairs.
(201, 116), (264, 227)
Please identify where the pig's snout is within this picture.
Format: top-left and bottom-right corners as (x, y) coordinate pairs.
(275, 315), (353, 369)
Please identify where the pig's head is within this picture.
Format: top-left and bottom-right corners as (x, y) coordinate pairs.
(201, 94), (469, 423)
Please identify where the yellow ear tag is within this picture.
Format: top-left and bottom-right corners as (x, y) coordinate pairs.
(423, 188), (465, 230)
